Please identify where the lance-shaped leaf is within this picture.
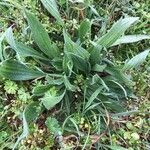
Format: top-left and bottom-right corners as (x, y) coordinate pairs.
(0, 60), (45, 80)
(25, 11), (59, 59)
(40, 0), (63, 25)
(5, 27), (17, 49)
(89, 41), (103, 65)
(15, 42), (49, 60)
(96, 17), (139, 48)
(41, 90), (66, 110)
(70, 53), (91, 73)
(63, 30), (90, 59)
(79, 19), (91, 42)
(123, 49), (149, 71)
(112, 35), (150, 46)
(5, 27), (49, 60)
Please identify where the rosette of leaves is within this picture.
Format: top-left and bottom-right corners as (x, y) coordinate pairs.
(0, 0), (149, 115)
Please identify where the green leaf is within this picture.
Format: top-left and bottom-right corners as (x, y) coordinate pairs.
(5, 27), (48, 60)
(91, 74), (109, 91)
(0, 60), (45, 80)
(6, 27), (48, 60)
(105, 65), (132, 87)
(63, 30), (90, 59)
(96, 17), (139, 48)
(63, 55), (73, 76)
(15, 42), (49, 60)
(112, 35), (150, 46)
(46, 76), (64, 85)
(40, 0), (63, 25)
(92, 64), (107, 72)
(110, 80), (127, 98)
(99, 94), (126, 112)
(84, 103), (100, 112)
(45, 117), (61, 135)
(68, 118), (81, 136)
(4, 80), (18, 94)
(33, 84), (51, 96)
(41, 90), (66, 110)
(79, 19), (91, 42)
(89, 5), (100, 16)
(63, 75), (77, 91)
(112, 110), (139, 117)
(89, 41), (103, 65)
(25, 102), (41, 123)
(25, 11), (59, 59)
(85, 87), (103, 110)
(123, 50), (149, 71)
(63, 31), (90, 73)
(51, 58), (63, 71)
(70, 53), (91, 73)
(5, 27), (16, 50)
(13, 112), (29, 150)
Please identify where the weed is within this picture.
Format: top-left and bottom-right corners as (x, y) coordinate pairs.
(0, 0), (149, 149)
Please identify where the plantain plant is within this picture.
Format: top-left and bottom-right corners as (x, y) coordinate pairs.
(0, 1), (150, 147)
(0, 0), (149, 113)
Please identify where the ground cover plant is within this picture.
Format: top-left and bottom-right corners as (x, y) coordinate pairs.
(0, 0), (150, 149)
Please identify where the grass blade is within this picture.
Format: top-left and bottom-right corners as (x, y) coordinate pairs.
(85, 87), (103, 110)
(13, 112), (29, 150)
